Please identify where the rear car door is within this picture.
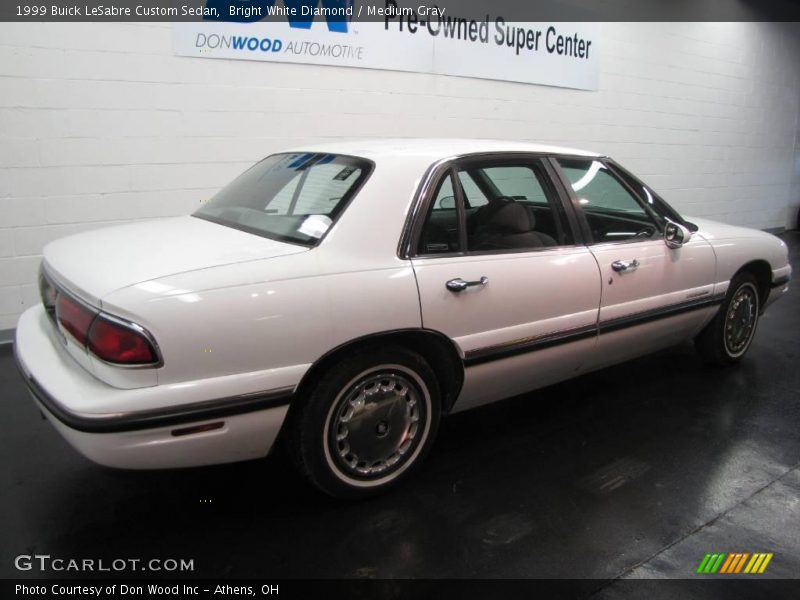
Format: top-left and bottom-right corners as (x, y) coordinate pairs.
(551, 156), (718, 371)
(407, 154), (602, 412)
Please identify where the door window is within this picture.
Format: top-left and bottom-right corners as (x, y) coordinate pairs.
(457, 172), (488, 207)
(419, 174), (461, 254)
(556, 158), (659, 243)
(480, 166), (550, 205)
(609, 162), (687, 231)
(416, 159), (572, 255)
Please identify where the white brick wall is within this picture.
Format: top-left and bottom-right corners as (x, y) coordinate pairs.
(1, 21), (799, 331)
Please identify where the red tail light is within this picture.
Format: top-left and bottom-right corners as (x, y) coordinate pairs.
(87, 316), (159, 365)
(56, 293), (96, 346)
(44, 267), (160, 367)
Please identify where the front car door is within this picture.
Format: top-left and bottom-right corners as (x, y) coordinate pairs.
(550, 156), (718, 371)
(406, 154), (602, 412)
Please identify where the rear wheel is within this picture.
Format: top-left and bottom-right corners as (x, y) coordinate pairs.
(285, 345), (441, 498)
(695, 272), (760, 365)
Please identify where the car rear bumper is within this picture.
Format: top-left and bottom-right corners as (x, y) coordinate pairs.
(14, 305), (294, 469)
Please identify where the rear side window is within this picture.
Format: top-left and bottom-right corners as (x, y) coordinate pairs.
(465, 163), (566, 251)
(431, 175), (455, 210)
(479, 166), (549, 205)
(416, 158), (572, 255)
(457, 172), (488, 207)
(420, 173), (460, 253)
(194, 153), (372, 246)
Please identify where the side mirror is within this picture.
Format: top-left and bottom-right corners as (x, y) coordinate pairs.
(664, 222), (692, 249)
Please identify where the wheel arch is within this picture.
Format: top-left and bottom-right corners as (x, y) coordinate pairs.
(290, 329), (465, 418)
(734, 259), (771, 312)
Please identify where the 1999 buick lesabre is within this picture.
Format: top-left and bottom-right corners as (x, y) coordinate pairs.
(14, 139), (791, 497)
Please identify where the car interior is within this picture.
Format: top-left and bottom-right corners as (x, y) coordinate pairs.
(557, 158), (661, 244)
(419, 164), (570, 254)
(418, 158), (672, 254)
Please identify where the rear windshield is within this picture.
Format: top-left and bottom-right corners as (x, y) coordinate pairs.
(194, 153), (372, 246)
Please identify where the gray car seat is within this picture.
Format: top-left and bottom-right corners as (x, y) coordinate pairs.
(471, 201), (557, 250)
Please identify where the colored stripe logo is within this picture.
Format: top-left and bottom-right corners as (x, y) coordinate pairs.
(696, 552), (773, 574)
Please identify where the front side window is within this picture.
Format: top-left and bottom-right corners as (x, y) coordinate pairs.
(557, 158), (659, 243)
(416, 159), (572, 255)
(610, 161), (687, 230)
(194, 153), (371, 246)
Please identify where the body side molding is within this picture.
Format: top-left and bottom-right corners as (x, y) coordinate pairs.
(464, 295), (725, 367)
(15, 345), (293, 434)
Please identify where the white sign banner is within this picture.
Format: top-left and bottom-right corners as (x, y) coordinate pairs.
(173, 18), (599, 91)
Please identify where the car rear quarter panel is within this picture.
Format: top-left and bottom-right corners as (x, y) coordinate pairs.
(100, 156), (430, 392)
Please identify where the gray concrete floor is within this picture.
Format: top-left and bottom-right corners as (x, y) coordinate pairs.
(1, 233), (798, 594)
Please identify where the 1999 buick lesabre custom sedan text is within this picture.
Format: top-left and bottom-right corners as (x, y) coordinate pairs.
(14, 139), (791, 497)
(18, 4), (219, 17)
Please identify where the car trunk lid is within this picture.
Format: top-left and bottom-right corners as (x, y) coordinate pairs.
(42, 215), (308, 303)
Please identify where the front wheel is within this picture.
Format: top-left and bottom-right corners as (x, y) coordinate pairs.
(285, 345), (441, 498)
(695, 272), (760, 365)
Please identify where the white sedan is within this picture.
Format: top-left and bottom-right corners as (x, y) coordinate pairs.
(14, 139), (792, 497)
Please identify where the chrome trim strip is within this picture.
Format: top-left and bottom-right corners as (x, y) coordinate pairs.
(686, 290), (711, 299)
(40, 261), (96, 312)
(463, 295), (725, 367)
(14, 344), (293, 434)
(597, 294), (725, 335)
(464, 324), (597, 367)
(90, 312), (164, 370)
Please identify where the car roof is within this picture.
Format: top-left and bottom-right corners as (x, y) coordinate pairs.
(293, 138), (601, 161)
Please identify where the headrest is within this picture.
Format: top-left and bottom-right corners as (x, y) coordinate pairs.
(485, 201), (534, 233)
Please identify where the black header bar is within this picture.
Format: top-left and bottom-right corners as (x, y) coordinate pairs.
(5, 579), (800, 600)
(2, 0), (800, 22)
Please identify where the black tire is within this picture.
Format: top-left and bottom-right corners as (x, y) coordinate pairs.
(695, 272), (760, 365)
(285, 345), (441, 498)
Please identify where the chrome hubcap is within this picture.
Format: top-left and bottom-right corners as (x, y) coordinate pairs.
(329, 371), (423, 479)
(725, 285), (757, 355)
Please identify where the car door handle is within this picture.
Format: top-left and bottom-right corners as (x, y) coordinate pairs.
(446, 276), (489, 292)
(611, 259), (640, 273)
